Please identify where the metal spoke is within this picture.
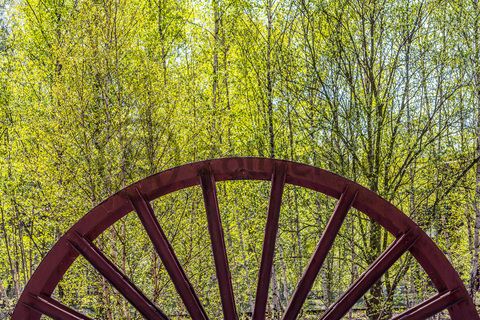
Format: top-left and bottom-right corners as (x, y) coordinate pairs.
(391, 289), (463, 320)
(25, 295), (93, 320)
(66, 231), (168, 320)
(320, 228), (420, 320)
(283, 186), (358, 320)
(253, 163), (287, 320)
(130, 189), (208, 320)
(199, 166), (238, 320)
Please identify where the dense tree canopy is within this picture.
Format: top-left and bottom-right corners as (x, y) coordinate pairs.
(0, 0), (479, 318)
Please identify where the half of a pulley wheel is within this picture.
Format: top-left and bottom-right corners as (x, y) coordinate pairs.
(12, 158), (479, 320)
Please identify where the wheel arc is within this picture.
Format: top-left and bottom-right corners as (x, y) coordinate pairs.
(12, 157), (478, 319)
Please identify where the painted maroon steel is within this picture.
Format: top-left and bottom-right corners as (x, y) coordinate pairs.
(283, 186), (357, 320)
(11, 157), (480, 319)
(199, 166), (238, 320)
(391, 289), (463, 320)
(253, 163), (287, 320)
(321, 228), (419, 320)
(130, 188), (208, 320)
(25, 295), (93, 320)
(66, 231), (169, 320)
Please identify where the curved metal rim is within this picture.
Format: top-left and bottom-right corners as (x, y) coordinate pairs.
(12, 157), (479, 319)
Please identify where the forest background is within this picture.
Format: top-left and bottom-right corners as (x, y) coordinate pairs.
(1, 0), (480, 319)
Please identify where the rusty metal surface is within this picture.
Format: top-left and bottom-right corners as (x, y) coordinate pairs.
(12, 157), (479, 319)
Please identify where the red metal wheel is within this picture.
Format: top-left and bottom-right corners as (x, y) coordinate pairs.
(12, 157), (479, 319)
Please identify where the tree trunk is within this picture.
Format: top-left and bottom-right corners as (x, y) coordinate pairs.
(470, 0), (480, 302)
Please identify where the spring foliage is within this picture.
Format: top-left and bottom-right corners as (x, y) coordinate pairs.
(0, 0), (479, 318)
